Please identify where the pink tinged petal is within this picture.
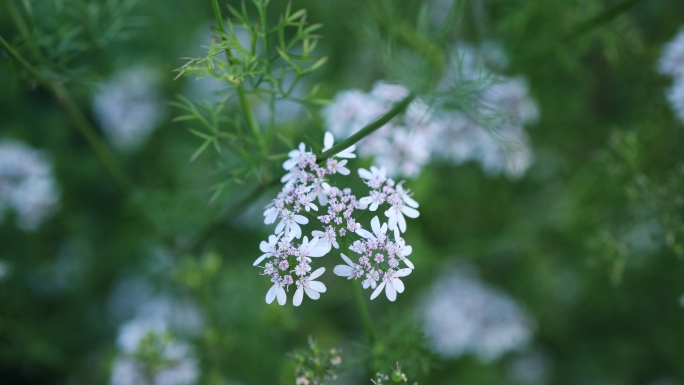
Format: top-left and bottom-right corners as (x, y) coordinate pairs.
(304, 287), (321, 300)
(340, 253), (354, 266)
(334, 265), (353, 277)
(309, 267), (325, 280)
(276, 287), (287, 306)
(266, 284), (278, 304)
(401, 206), (420, 218)
(371, 216), (381, 235)
(403, 257), (414, 269)
(308, 281), (326, 293)
(393, 278), (405, 293)
(385, 281), (397, 301)
(293, 215), (309, 225)
(395, 268), (412, 277)
(253, 254), (269, 266)
(293, 287), (304, 306)
(356, 228), (373, 239)
(370, 281), (386, 300)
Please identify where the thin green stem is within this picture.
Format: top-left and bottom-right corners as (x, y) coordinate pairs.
(352, 280), (377, 345)
(209, 0), (266, 156)
(0, 34), (130, 190)
(318, 93), (416, 161)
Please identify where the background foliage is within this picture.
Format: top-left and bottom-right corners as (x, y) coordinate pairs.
(2, 0), (684, 384)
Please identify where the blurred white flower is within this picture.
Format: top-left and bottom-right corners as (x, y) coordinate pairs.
(321, 44), (539, 179)
(659, 28), (684, 78)
(421, 266), (534, 361)
(93, 67), (165, 151)
(0, 140), (60, 231)
(666, 79), (684, 124)
(507, 351), (551, 385)
(111, 318), (199, 385)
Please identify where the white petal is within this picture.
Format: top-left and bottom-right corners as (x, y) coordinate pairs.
(311, 230), (324, 237)
(291, 222), (302, 239)
(370, 281), (386, 300)
(393, 278), (405, 293)
(395, 268), (412, 277)
(404, 195), (419, 208)
(385, 281), (397, 301)
(358, 168), (372, 179)
(371, 216), (380, 235)
(403, 257), (414, 269)
(275, 220), (285, 234)
(324, 132), (334, 150)
(340, 253), (354, 266)
(385, 209), (398, 231)
(398, 213), (407, 233)
(334, 265), (353, 277)
(293, 215), (309, 225)
(337, 167), (350, 175)
(401, 206), (419, 218)
(362, 280), (371, 289)
(276, 287), (287, 305)
(308, 246), (328, 257)
(308, 281), (326, 293)
(305, 287), (321, 300)
(293, 287), (304, 306)
(309, 267), (325, 280)
(266, 284), (277, 304)
(356, 228), (374, 239)
(253, 254), (269, 266)
(370, 202), (379, 211)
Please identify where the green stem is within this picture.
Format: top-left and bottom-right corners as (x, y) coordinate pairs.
(0, 34), (131, 190)
(318, 93), (416, 161)
(352, 280), (377, 345)
(209, 0), (266, 156)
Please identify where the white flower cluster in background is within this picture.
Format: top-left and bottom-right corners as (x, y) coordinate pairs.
(659, 28), (684, 125)
(110, 318), (199, 385)
(93, 67), (165, 151)
(254, 132), (419, 305)
(0, 140), (60, 231)
(421, 266), (533, 362)
(321, 44), (539, 179)
(108, 283), (203, 385)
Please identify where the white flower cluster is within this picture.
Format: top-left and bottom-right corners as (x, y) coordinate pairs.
(421, 267), (533, 362)
(0, 140), (60, 231)
(659, 28), (684, 125)
(110, 318), (199, 385)
(93, 67), (165, 151)
(322, 44), (539, 179)
(254, 133), (419, 305)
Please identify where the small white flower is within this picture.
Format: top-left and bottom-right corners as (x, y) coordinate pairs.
(322, 131), (356, 158)
(358, 166), (387, 187)
(370, 268), (412, 301)
(385, 202), (419, 233)
(293, 267), (327, 306)
(333, 253), (362, 279)
(266, 280), (287, 305)
(396, 183), (419, 209)
(359, 190), (386, 211)
(356, 216), (388, 242)
(283, 143), (307, 170)
(312, 228), (339, 251)
(327, 158), (350, 175)
(362, 269), (380, 289)
(298, 236), (328, 258)
(275, 210), (309, 239)
(253, 233), (282, 266)
(393, 228), (414, 269)
(263, 206), (279, 224)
